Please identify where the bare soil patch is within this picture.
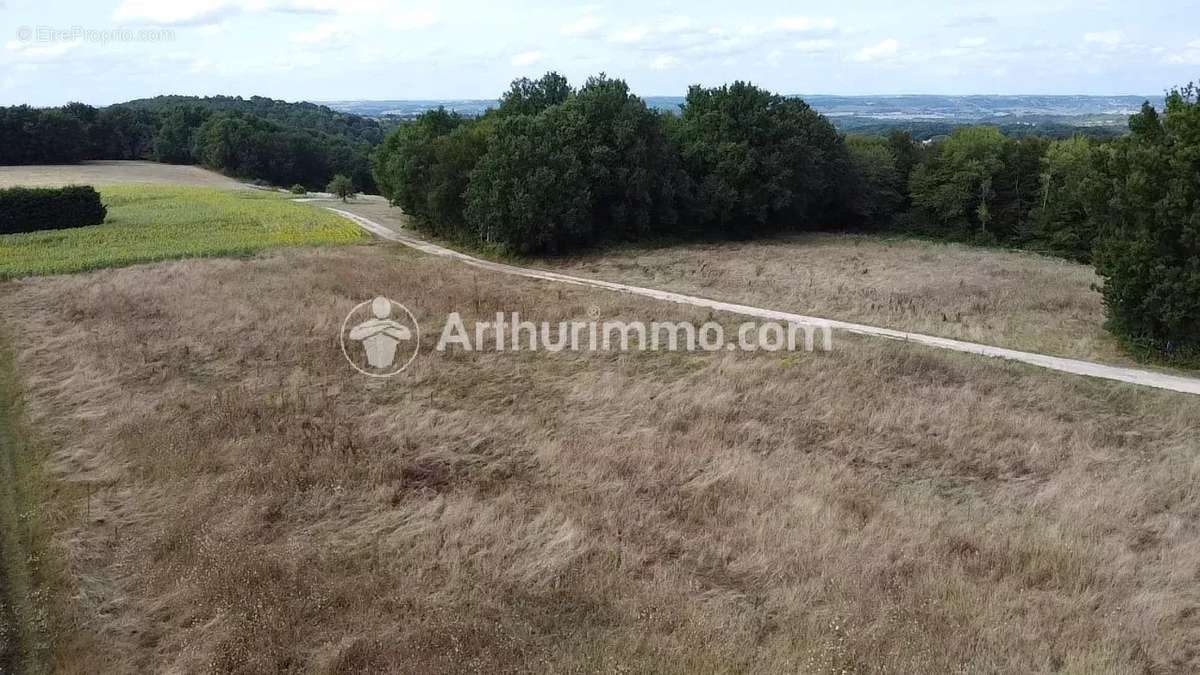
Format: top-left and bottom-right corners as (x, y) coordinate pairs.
(3, 244), (1199, 673)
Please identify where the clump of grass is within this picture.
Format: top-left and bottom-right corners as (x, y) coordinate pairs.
(0, 185), (366, 280)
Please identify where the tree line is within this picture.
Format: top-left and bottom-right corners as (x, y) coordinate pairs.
(0, 97), (378, 192)
(373, 72), (1200, 362)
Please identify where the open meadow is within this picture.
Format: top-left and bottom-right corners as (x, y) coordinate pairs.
(4, 0), (1200, 668)
(543, 236), (1125, 365)
(1, 243), (1198, 673)
(337, 201), (1131, 367)
(0, 185), (365, 280)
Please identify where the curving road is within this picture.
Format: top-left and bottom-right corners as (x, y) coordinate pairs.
(326, 205), (1200, 397)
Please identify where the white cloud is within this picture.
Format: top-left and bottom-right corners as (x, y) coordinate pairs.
(658, 17), (695, 34)
(188, 56), (214, 73)
(610, 25), (649, 44)
(945, 13), (997, 28)
(773, 17), (837, 33)
(113, 0), (239, 26)
(386, 9), (439, 31)
(562, 15), (604, 37)
(290, 22), (348, 45)
(851, 38), (899, 62)
(511, 50), (544, 67)
(1167, 39), (1200, 65)
(4, 39), (82, 61)
(793, 39), (835, 53)
(111, 0), (404, 26)
(959, 36), (988, 48)
(1084, 30), (1125, 46)
(651, 54), (680, 70)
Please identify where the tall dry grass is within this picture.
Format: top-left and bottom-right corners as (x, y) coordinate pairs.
(536, 232), (1124, 365)
(2, 244), (1198, 673)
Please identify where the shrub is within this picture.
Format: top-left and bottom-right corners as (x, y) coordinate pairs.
(0, 185), (107, 235)
(289, 184), (308, 195)
(326, 174), (356, 202)
(1092, 88), (1200, 359)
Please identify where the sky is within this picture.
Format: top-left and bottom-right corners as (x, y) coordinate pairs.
(1, 0), (1198, 106)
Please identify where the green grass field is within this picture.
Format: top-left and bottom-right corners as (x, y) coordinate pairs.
(0, 186), (367, 280)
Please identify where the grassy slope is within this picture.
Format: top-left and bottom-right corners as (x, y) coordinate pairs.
(0, 334), (52, 675)
(0, 186), (366, 280)
(4, 246), (1198, 673)
(332, 201), (1135, 366)
(541, 232), (1131, 365)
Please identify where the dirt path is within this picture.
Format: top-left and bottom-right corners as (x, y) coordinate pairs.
(325, 204), (1200, 397)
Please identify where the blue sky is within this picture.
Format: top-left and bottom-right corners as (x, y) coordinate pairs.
(1, 0), (1197, 106)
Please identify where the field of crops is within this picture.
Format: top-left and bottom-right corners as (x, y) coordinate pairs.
(0, 186), (366, 279)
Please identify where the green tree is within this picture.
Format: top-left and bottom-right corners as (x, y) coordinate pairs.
(497, 72), (572, 117)
(991, 137), (1048, 242)
(327, 174), (356, 202)
(461, 74), (692, 252)
(908, 126), (1009, 240)
(844, 135), (904, 228)
(463, 112), (591, 252)
(555, 74), (691, 240)
(153, 106), (209, 164)
(1092, 86), (1200, 359)
(372, 108), (468, 222)
(674, 82), (850, 238)
(421, 120), (494, 237)
(1030, 136), (1103, 261)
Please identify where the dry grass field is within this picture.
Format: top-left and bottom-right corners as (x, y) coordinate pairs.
(0, 161), (242, 190)
(331, 202), (1131, 367)
(3, 244), (1199, 673)
(540, 235), (1126, 365)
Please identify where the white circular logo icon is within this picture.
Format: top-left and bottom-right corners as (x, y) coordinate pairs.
(340, 296), (420, 378)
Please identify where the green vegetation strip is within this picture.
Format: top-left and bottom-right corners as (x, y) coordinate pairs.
(0, 185), (367, 280)
(0, 335), (51, 674)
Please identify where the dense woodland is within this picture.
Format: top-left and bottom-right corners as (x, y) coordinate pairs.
(0, 79), (1196, 360)
(372, 73), (1200, 361)
(0, 96), (379, 192)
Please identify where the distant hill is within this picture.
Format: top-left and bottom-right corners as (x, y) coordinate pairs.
(122, 95), (385, 145)
(321, 94), (1153, 140)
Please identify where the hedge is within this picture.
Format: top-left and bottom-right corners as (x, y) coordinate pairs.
(0, 185), (107, 235)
